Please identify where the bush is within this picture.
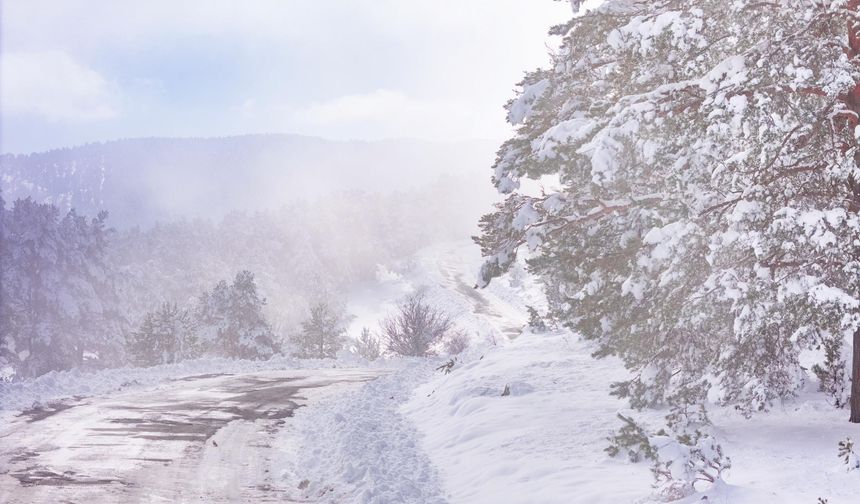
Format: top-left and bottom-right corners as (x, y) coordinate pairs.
(381, 292), (454, 357)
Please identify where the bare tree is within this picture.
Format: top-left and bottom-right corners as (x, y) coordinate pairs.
(381, 292), (453, 357)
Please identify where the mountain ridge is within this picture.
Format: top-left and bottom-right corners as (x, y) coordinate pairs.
(0, 134), (499, 227)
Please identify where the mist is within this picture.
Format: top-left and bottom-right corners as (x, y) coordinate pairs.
(4, 1), (851, 502)
(0, 135), (499, 227)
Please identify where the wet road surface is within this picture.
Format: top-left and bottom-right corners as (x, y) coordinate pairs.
(0, 368), (384, 503)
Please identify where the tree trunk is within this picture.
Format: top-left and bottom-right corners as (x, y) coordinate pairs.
(851, 327), (860, 423)
(848, 0), (860, 424)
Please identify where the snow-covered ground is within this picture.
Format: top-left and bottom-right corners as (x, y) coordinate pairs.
(404, 331), (653, 504)
(697, 389), (860, 503)
(3, 240), (860, 503)
(279, 361), (449, 503)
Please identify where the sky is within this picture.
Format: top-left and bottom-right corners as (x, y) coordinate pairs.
(0, 0), (573, 154)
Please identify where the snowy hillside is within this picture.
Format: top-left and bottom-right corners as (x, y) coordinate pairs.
(280, 240), (860, 503)
(3, 240), (860, 502)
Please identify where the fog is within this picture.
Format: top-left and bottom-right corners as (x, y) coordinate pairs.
(0, 134), (499, 227)
(0, 0), (566, 379)
(0, 132), (505, 378)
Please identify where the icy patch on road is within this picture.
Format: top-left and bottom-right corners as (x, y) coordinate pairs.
(280, 360), (448, 504)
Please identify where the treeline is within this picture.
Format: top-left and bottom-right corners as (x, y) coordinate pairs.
(1, 180), (475, 379)
(0, 196), (124, 378)
(111, 186), (478, 335)
(0, 195), (278, 377)
(128, 271), (277, 365)
(129, 288), (467, 371)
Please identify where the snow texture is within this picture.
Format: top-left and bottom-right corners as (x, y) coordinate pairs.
(282, 362), (449, 504)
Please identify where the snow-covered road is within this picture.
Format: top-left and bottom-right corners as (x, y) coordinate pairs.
(0, 368), (385, 503)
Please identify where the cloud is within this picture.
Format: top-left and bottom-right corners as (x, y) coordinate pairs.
(294, 89), (452, 125)
(1, 51), (117, 122)
(1, 1), (571, 151)
(282, 89), (497, 141)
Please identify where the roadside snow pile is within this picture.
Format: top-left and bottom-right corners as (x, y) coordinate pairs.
(402, 330), (652, 504)
(0, 353), (392, 413)
(399, 332), (860, 504)
(283, 360), (449, 504)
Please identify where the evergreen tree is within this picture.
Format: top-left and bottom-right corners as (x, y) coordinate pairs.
(475, 0), (860, 491)
(128, 302), (197, 366)
(354, 327), (382, 361)
(0, 192), (11, 377)
(291, 301), (350, 359)
(195, 270), (278, 360)
(0, 198), (125, 378)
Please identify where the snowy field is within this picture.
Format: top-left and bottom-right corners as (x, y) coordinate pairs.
(2, 241), (860, 503)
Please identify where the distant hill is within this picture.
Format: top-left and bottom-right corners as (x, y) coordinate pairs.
(0, 135), (498, 227)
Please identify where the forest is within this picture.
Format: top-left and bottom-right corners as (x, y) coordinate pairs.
(0, 173), (483, 379)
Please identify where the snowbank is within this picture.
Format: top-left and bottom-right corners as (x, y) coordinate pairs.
(403, 332), (653, 504)
(278, 360), (449, 504)
(692, 388), (860, 503)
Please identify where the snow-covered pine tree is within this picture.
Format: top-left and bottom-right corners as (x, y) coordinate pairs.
(59, 207), (127, 368)
(0, 192), (10, 378)
(0, 198), (125, 378)
(354, 327), (382, 361)
(291, 301), (350, 359)
(476, 0), (860, 490)
(128, 302), (198, 366)
(195, 271), (278, 360)
(194, 279), (231, 355)
(226, 270), (279, 359)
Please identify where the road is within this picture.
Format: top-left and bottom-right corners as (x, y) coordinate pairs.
(0, 368), (385, 503)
